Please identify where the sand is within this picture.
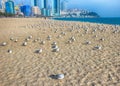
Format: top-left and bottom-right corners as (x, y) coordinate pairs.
(0, 18), (120, 86)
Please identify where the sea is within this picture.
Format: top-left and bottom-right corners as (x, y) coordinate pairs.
(54, 17), (120, 25)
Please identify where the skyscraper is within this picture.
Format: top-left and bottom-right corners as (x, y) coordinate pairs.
(5, 0), (15, 14)
(41, 8), (51, 16)
(1, 0), (7, 12)
(39, 0), (44, 9)
(52, 0), (60, 16)
(30, 0), (40, 7)
(30, 0), (49, 9)
(31, 0), (50, 16)
(0, 2), (2, 9)
(31, 0), (46, 10)
(41, 8), (47, 16)
(32, 6), (40, 16)
(61, 1), (67, 11)
(20, 5), (32, 16)
(44, 0), (48, 9)
(41, 0), (50, 16)
(31, 0), (40, 16)
(31, 0), (34, 7)
(34, 0), (38, 6)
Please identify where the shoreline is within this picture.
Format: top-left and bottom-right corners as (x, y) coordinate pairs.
(53, 17), (120, 25)
(0, 17), (120, 25)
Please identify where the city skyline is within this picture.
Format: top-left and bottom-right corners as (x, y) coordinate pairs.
(0, 0), (120, 17)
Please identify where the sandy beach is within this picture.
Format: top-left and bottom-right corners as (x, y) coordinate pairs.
(0, 18), (120, 86)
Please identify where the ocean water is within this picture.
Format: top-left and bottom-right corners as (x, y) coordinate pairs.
(54, 18), (120, 25)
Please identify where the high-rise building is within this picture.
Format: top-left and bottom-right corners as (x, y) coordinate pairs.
(39, 0), (48, 9)
(52, 0), (60, 16)
(41, 8), (51, 16)
(0, 2), (2, 9)
(31, 0), (34, 7)
(31, 0), (50, 16)
(61, 1), (67, 11)
(32, 6), (40, 16)
(31, 0), (46, 10)
(44, 0), (48, 9)
(46, 9), (51, 16)
(20, 5), (32, 16)
(41, 8), (47, 16)
(1, 0), (7, 12)
(39, 0), (44, 9)
(41, 0), (50, 16)
(31, 0), (49, 9)
(5, 0), (15, 14)
(34, 0), (38, 6)
(31, 0), (40, 7)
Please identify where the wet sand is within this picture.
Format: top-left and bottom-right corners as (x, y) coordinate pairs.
(0, 18), (120, 86)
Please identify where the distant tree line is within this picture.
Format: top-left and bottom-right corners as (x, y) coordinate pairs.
(0, 12), (15, 17)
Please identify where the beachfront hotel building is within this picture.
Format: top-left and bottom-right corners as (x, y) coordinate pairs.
(52, 0), (60, 16)
(5, 0), (15, 14)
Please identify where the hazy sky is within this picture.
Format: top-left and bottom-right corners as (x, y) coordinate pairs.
(0, 0), (120, 17)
